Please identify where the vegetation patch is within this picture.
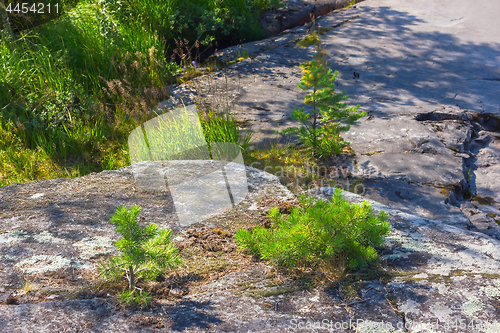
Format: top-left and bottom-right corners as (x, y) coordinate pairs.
(440, 186), (453, 196)
(234, 189), (390, 271)
(248, 286), (299, 298)
(0, 0), (282, 187)
(296, 35), (320, 48)
(276, 31), (364, 158)
(315, 26), (333, 35)
(99, 205), (181, 307)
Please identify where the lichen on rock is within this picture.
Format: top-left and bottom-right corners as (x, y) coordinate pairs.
(73, 236), (115, 259)
(14, 255), (91, 274)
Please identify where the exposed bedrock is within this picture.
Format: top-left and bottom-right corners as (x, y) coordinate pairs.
(2, 167), (500, 332)
(2, 0), (500, 331)
(165, 0), (500, 240)
(259, 0), (365, 38)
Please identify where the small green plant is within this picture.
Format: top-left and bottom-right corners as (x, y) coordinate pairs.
(119, 289), (153, 307)
(466, 168), (473, 180)
(129, 105), (253, 163)
(21, 279), (35, 292)
(226, 46), (253, 66)
(277, 33), (365, 158)
(99, 205), (181, 307)
(296, 31), (320, 48)
(200, 109), (254, 153)
(234, 189), (390, 270)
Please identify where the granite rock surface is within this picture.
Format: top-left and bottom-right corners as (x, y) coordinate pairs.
(2, 0), (500, 331)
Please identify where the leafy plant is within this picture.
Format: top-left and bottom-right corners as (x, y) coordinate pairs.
(277, 32), (365, 158)
(99, 205), (181, 306)
(117, 0), (280, 53)
(234, 189), (391, 270)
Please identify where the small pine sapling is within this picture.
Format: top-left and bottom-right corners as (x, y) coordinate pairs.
(234, 189), (390, 271)
(99, 205), (181, 306)
(278, 33), (366, 158)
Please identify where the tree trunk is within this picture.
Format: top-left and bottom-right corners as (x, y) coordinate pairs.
(0, 0), (14, 41)
(312, 87), (317, 157)
(128, 265), (135, 290)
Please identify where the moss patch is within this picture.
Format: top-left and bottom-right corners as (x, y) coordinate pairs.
(296, 36), (320, 48)
(440, 186), (453, 196)
(472, 196), (497, 205)
(315, 27), (333, 35)
(248, 286), (299, 298)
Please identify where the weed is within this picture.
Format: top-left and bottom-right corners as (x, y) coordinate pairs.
(119, 289), (153, 308)
(466, 168), (473, 180)
(296, 35), (320, 48)
(21, 279), (35, 292)
(200, 109), (254, 154)
(225, 46), (253, 66)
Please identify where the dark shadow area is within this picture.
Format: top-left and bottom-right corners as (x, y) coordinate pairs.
(383, 249), (434, 272)
(360, 178), (462, 221)
(322, 5), (500, 114)
(0, 298), (123, 332)
(224, 2), (500, 147)
(386, 281), (430, 303)
(164, 299), (222, 331)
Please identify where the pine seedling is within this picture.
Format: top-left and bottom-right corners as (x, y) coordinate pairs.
(99, 205), (181, 306)
(277, 34), (365, 157)
(234, 189), (390, 271)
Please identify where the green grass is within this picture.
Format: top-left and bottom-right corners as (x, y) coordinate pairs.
(129, 105), (253, 163)
(0, 0), (281, 186)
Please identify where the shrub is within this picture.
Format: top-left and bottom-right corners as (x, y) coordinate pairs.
(277, 31), (365, 158)
(117, 0), (284, 51)
(234, 189), (390, 270)
(99, 205), (181, 307)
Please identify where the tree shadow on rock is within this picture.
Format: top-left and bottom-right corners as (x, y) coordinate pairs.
(166, 299), (222, 331)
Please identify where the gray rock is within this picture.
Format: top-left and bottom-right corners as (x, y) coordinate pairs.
(167, 0), (500, 241)
(3, 175), (500, 332)
(2, 0), (500, 330)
